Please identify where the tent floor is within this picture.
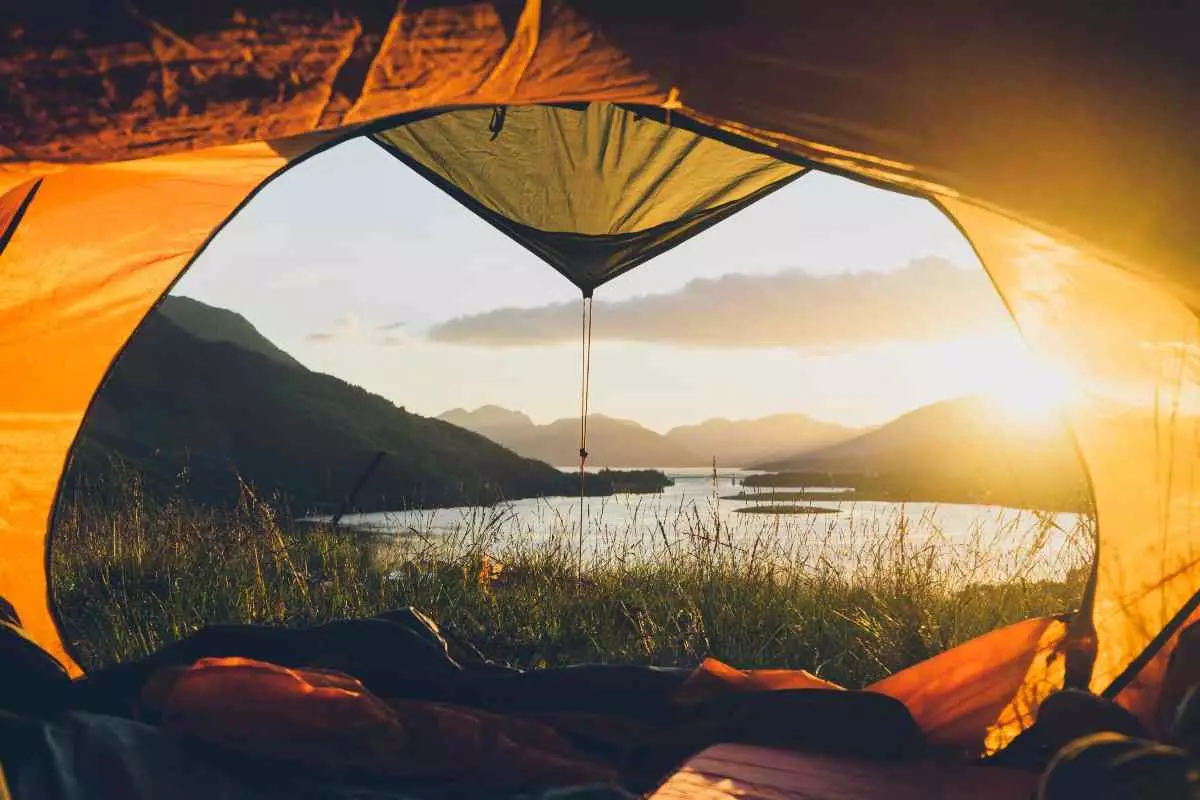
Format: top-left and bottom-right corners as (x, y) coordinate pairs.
(649, 743), (1038, 799)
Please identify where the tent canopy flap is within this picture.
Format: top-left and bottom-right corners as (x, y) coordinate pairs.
(373, 104), (805, 292)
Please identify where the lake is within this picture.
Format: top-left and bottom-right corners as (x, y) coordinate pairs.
(336, 468), (1090, 584)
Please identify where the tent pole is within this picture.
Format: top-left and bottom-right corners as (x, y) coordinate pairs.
(1063, 515), (1100, 690)
(1101, 585), (1200, 699)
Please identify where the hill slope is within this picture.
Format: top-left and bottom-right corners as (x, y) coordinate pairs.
(438, 408), (700, 467)
(755, 395), (1089, 510)
(158, 295), (302, 369)
(665, 414), (861, 467)
(69, 297), (575, 512)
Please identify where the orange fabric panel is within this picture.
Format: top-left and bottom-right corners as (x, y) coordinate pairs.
(1104, 605), (1200, 736)
(345, 1), (658, 122)
(943, 198), (1200, 704)
(648, 742), (1038, 800)
(4, 2), (662, 165)
(594, 4), (1197, 309)
(147, 657), (616, 788)
(869, 617), (1065, 754)
(1150, 615), (1200, 738)
(6, 4), (1194, 305)
(671, 629), (1062, 757)
(0, 144), (289, 672)
(674, 657), (843, 705)
(0, 179), (39, 242)
(0, 2), (1191, 723)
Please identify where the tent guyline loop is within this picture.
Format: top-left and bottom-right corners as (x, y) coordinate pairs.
(577, 292), (594, 580)
(488, 106), (507, 140)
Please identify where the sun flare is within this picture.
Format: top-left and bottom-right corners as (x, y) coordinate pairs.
(971, 336), (1075, 425)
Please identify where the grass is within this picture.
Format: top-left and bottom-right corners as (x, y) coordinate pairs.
(52, 474), (1094, 689)
(733, 505), (842, 515)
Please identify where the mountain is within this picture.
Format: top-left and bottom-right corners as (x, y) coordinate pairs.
(754, 395), (1089, 510)
(438, 406), (536, 438)
(438, 408), (700, 467)
(158, 295), (302, 369)
(506, 415), (701, 467)
(438, 408), (862, 468)
(665, 413), (861, 467)
(68, 297), (577, 512)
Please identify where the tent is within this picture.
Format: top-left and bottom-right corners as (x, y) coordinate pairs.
(2, 0), (1198, 756)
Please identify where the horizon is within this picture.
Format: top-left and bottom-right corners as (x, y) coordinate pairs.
(171, 137), (1060, 431)
(432, 398), (975, 436)
(171, 291), (1044, 440)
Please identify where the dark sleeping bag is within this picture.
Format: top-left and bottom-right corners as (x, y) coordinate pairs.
(5, 602), (925, 796)
(0, 709), (638, 800)
(0, 598), (70, 717)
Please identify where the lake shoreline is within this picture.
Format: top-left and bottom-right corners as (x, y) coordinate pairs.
(734, 505), (841, 515)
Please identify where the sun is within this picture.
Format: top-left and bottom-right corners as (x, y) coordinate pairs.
(986, 380), (1066, 425)
(930, 331), (1076, 426)
(977, 340), (1076, 426)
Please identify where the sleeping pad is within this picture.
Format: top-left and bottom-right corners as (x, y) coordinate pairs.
(3, 607), (924, 798)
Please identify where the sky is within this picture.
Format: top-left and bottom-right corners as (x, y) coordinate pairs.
(175, 137), (1046, 432)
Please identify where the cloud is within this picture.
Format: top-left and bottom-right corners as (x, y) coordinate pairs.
(372, 321), (408, 346)
(306, 331), (338, 343)
(426, 257), (1012, 350)
(306, 315), (360, 344)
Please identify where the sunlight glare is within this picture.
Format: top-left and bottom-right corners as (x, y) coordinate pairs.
(970, 334), (1075, 425)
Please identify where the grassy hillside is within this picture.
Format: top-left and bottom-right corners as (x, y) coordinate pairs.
(54, 477), (1092, 683)
(69, 298), (577, 513)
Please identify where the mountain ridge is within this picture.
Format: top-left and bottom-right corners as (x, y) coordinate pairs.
(70, 297), (578, 512)
(437, 409), (701, 467)
(752, 394), (1089, 510)
(665, 413), (862, 467)
(160, 294), (303, 369)
(437, 406), (864, 468)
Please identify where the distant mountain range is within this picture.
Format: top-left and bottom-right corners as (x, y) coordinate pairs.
(440, 397), (1089, 511)
(436, 407), (861, 468)
(666, 414), (862, 468)
(438, 408), (697, 467)
(71, 296), (1090, 514)
(68, 298), (578, 512)
(752, 395), (1090, 511)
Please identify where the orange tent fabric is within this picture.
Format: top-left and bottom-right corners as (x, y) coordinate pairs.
(677, 619), (1068, 756)
(674, 657), (844, 705)
(1, 2), (1198, 748)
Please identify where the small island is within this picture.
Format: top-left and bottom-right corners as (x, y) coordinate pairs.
(737, 471), (1091, 514)
(724, 490), (854, 503)
(558, 468), (674, 496)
